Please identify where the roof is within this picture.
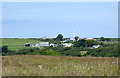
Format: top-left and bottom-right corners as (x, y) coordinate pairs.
(39, 42), (49, 44)
(92, 45), (102, 48)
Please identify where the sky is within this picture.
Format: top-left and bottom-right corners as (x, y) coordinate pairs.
(2, 2), (118, 38)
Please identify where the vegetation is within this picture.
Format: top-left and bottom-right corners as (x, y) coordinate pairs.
(74, 36), (79, 41)
(1, 37), (119, 76)
(55, 34), (63, 41)
(87, 45), (119, 57)
(1, 38), (40, 50)
(1, 37), (119, 57)
(2, 55), (118, 76)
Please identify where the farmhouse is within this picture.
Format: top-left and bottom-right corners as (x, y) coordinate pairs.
(79, 37), (84, 40)
(86, 38), (96, 41)
(91, 45), (102, 49)
(42, 37), (53, 40)
(39, 42), (49, 47)
(62, 43), (73, 47)
(35, 44), (40, 47)
(33, 42), (49, 47)
(70, 37), (75, 41)
(50, 43), (59, 47)
(62, 39), (71, 43)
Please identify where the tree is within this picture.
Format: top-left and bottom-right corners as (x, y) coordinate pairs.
(105, 38), (111, 42)
(85, 40), (92, 47)
(2, 46), (8, 54)
(56, 34), (63, 41)
(75, 36), (79, 41)
(73, 39), (86, 47)
(100, 37), (105, 41)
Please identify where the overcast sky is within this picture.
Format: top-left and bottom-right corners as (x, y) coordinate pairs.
(2, 2), (118, 38)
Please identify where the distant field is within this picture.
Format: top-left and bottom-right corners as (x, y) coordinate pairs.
(103, 41), (118, 44)
(1, 39), (40, 50)
(1, 38), (118, 50)
(2, 55), (118, 76)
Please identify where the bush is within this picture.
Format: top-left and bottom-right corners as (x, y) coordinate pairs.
(87, 45), (119, 57)
(27, 50), (61, 56)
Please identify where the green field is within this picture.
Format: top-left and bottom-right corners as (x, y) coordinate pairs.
(2, 55), (118, 76)
(1, 39), (40, 50)
(1, 38), (118, 51)
(103, 41), (118, 44)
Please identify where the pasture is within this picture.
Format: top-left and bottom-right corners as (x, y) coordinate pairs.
(1, 38), (118, 51)
(2, 55), (118, 76)
(1, 39), (40, 50)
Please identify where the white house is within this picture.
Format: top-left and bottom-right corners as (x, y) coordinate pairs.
(62, 43), (73, 47)
(62, 39), (71, 43)
(35, 44), (40, 47)
(79, 37), (84, 40)
(39, 42), (49, 47)
(91, 45), (102, 49)
(86, 38), (96, 41)
(50, 43), (59, 47)
(42, 37), (53, 40)
(70, 37), (75, 41)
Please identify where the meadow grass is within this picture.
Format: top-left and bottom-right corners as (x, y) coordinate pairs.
(0, 56), (2, 77)
(103, 41), (118, 44)
(2, 55), (118, 76)
(1, 39), (40, 50)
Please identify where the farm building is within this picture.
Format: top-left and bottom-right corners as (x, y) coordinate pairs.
(62, 43), (73, 47)
(25, 43), (30, 47)
(33, 42), (49, 47)
(86, 38), (96, 41)
(62, 39), (71, 43)
(79, 37), (84, 40)
(50, 43), (59, 47)
(42, 37), (53, 40)
(70, 37), (75, 41)
(39, 42), (49, 47)
(91, 45), (102, 49)
(35, 44), (40, 47)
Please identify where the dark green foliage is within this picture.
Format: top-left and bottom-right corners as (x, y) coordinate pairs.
(2, 38), (119, 57)
(75, 36), (79, 41)
(73, 39), (86, 47)
(2, 46), (8, 54)
(55, 34), (63, 41)
(27, 50), (61, 56)
(87, 45), (119, 57)
(105, 38), (111, 42)
(73, 39), (100, 47)
(100, 37), (105, 41)
(25, 44), (30, 47)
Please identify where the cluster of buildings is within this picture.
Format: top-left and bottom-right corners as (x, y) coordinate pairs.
(30, 42), (73, 48)
(25, 37), (102, 49)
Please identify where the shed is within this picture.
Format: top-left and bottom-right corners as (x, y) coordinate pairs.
(25, 43), (30, 47)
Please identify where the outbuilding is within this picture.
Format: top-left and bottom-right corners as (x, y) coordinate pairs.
(25, 43), (30, 47)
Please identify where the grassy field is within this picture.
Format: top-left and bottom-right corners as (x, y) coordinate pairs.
(2, 55), (118, 76)
(103, 41), (118, 44)
(0, 56), (2, 77)
(1, 39), (40, 50)
(1, 38), (118, 50)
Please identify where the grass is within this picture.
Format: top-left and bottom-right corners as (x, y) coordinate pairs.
(2, 55), (118, 76)
(0, 56), (2, 77)
(1, 39), (40, 50)
(103, 41), (118, 44)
